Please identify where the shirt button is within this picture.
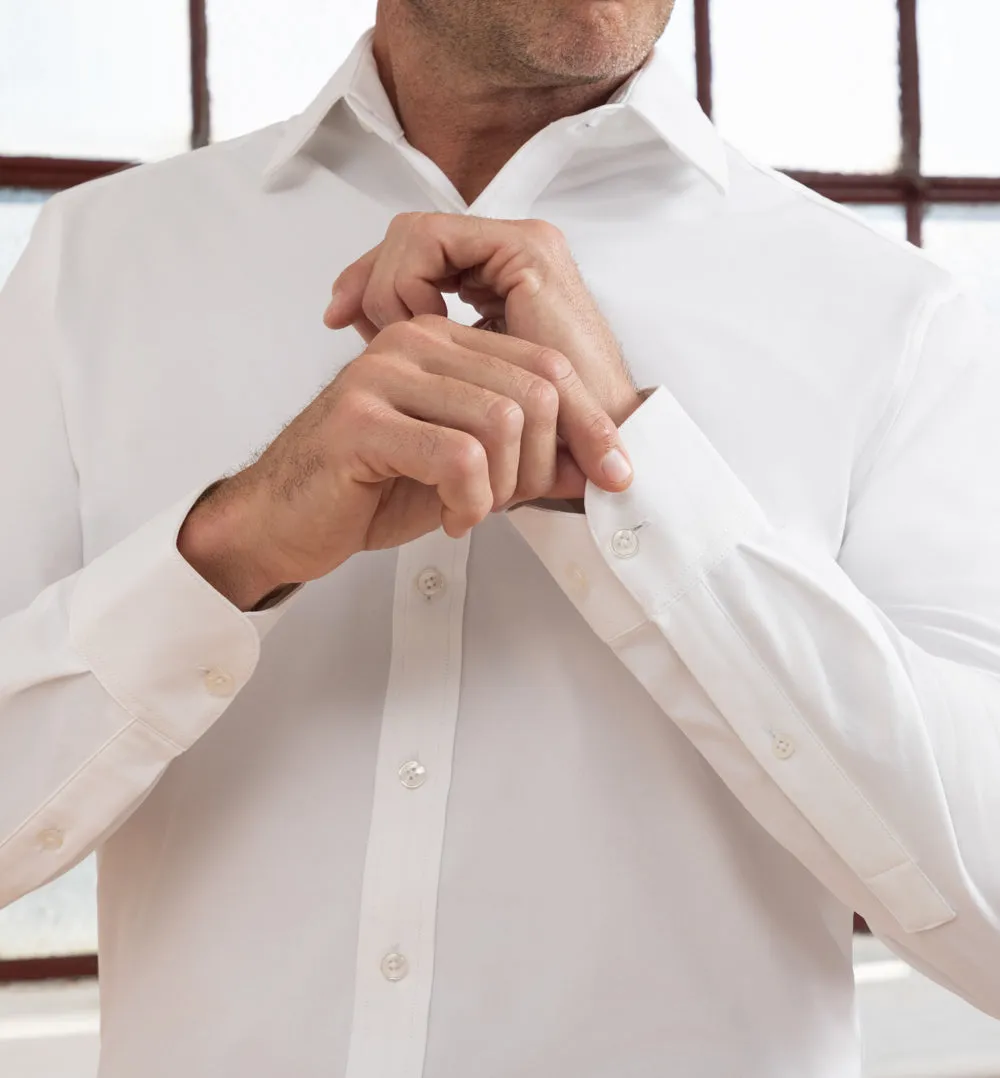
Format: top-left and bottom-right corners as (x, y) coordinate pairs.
(610, 529), (640, 559)
(415, 567), (447, 599)
(565, 563), (590, 600)
(381, 952), (409, 982)
(202, 668), (235, 697)
(772, 734), (795, 760)
(398, 760), (427, 789)
(37, 828), (64, 852)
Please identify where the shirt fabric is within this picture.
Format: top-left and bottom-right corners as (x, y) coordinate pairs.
(2, 26), (1000, 1078)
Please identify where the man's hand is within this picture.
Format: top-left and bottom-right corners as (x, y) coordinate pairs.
(178, 317), (632, 610)
(323, 213), (643, 427)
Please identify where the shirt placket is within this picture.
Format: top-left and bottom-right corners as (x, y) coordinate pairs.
(341, 120), (601, 1077)
(343, 529), (471, 1078)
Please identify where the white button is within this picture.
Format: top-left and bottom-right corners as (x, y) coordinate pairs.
(37, 828), (64, 852)
(398, 760), (427, 789)
(565, 563), (590, 600)
(610, 529), (639, 559)
(415, 567), (447, 599)
(202, 668), (235, 697)
(772, 734), (795, 760)
(381, 952), (409, 982)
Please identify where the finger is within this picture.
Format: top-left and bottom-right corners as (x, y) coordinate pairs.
(440, 323), (633, 493)
(352, 316), (381, 345)
(411, 340), (559, 504)
(324, 247), (379, 329)
(380, 368), (525, 511)
(328, 216), (452, 332)
(398, 213), (546, 299)
(355, 406), (494, 538)
(362, 255), (415, 329)
(393, 272), (450, 322)
(329, 214), (533, 330)
(532, 348), (633, 493)
(363, 219), (448, 328)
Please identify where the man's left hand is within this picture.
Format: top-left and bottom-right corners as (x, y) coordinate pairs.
(323, 213), (642, 427)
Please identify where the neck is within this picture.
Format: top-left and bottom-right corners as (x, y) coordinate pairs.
(371, 10), (633, 205)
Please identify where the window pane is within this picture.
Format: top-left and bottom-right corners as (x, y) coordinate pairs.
(920, 1), (1000, 176)
(0, 1), (190, 160)
(710, 0), (901, 172)
(924, 205), (1000, 319)
(208, 1), (379, 142)
(0, 859), (97, 960)
(853, 204), (909, 243)
(660, 0), (697, 100)
(0, 190), (46, 288)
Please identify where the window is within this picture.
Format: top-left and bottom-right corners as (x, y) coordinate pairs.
(2, 0), (1000, 981)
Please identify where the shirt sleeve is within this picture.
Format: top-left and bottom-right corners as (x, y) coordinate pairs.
(510, 284), (1000, 1017)
(0, 194), (292, 909)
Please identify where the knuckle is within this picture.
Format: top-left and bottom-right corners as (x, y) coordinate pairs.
(353, 343), (403, 381)
(533, 347), (574, 385)
(523, 218), (567, 251)
(484, 397), (524, 438)
(586, 411), (617, 446)
(377, 318), (428, 350)
(336, 386), (383, 428)
(410, 312), (449, 335)
(447, 434), (489, 478)
(334, 356), (372, 392)
(522, 376), (559, 421)
(389, 211), (422, 234)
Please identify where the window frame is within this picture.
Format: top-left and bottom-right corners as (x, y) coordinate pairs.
(3, 0), (997, 979)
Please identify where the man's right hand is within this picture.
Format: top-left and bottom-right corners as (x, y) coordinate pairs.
(177, 315), (633, 610)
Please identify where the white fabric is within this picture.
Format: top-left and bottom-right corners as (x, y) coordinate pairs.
(1, 25), (999, 1078)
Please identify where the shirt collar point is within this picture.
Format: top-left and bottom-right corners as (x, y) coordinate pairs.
(622, 45), (730, 195)
(259, 26), (375, 190)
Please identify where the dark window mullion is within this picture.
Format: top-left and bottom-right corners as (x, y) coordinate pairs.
(898, 0), (924, 245)
(693, 0), (713, 119)
(0, 156), (128, 190)
(0, 954), (98, 985)
(190, 0), (210, 149)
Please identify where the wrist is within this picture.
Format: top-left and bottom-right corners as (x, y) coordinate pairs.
(609, 387), (647, 427)
(177, 477), (284, 611)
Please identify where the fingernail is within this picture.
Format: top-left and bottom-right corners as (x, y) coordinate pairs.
(601, 447), (633, 484)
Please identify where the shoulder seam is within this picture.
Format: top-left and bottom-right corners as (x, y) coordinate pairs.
(729, 145), (951, 269)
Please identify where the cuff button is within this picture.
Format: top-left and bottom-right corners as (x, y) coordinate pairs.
(202, 668), (236, 697)
(37, 828), (65, 852)
(610, 529), (640, 559)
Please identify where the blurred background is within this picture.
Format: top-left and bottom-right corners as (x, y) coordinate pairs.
(2, 1), (1000, 1075)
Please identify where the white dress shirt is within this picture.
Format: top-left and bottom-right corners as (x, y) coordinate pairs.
(2, 26), (999, 1078)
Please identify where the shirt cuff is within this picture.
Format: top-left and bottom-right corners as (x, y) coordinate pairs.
(69, 485), (291, 751)
(510, 385), (769, 640)
(583, 386), (769, 610)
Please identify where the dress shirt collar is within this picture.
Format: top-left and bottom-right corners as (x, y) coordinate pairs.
(261, 26), (729, 194)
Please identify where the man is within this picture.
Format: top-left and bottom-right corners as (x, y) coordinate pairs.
(2, 0), (999, 1074)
